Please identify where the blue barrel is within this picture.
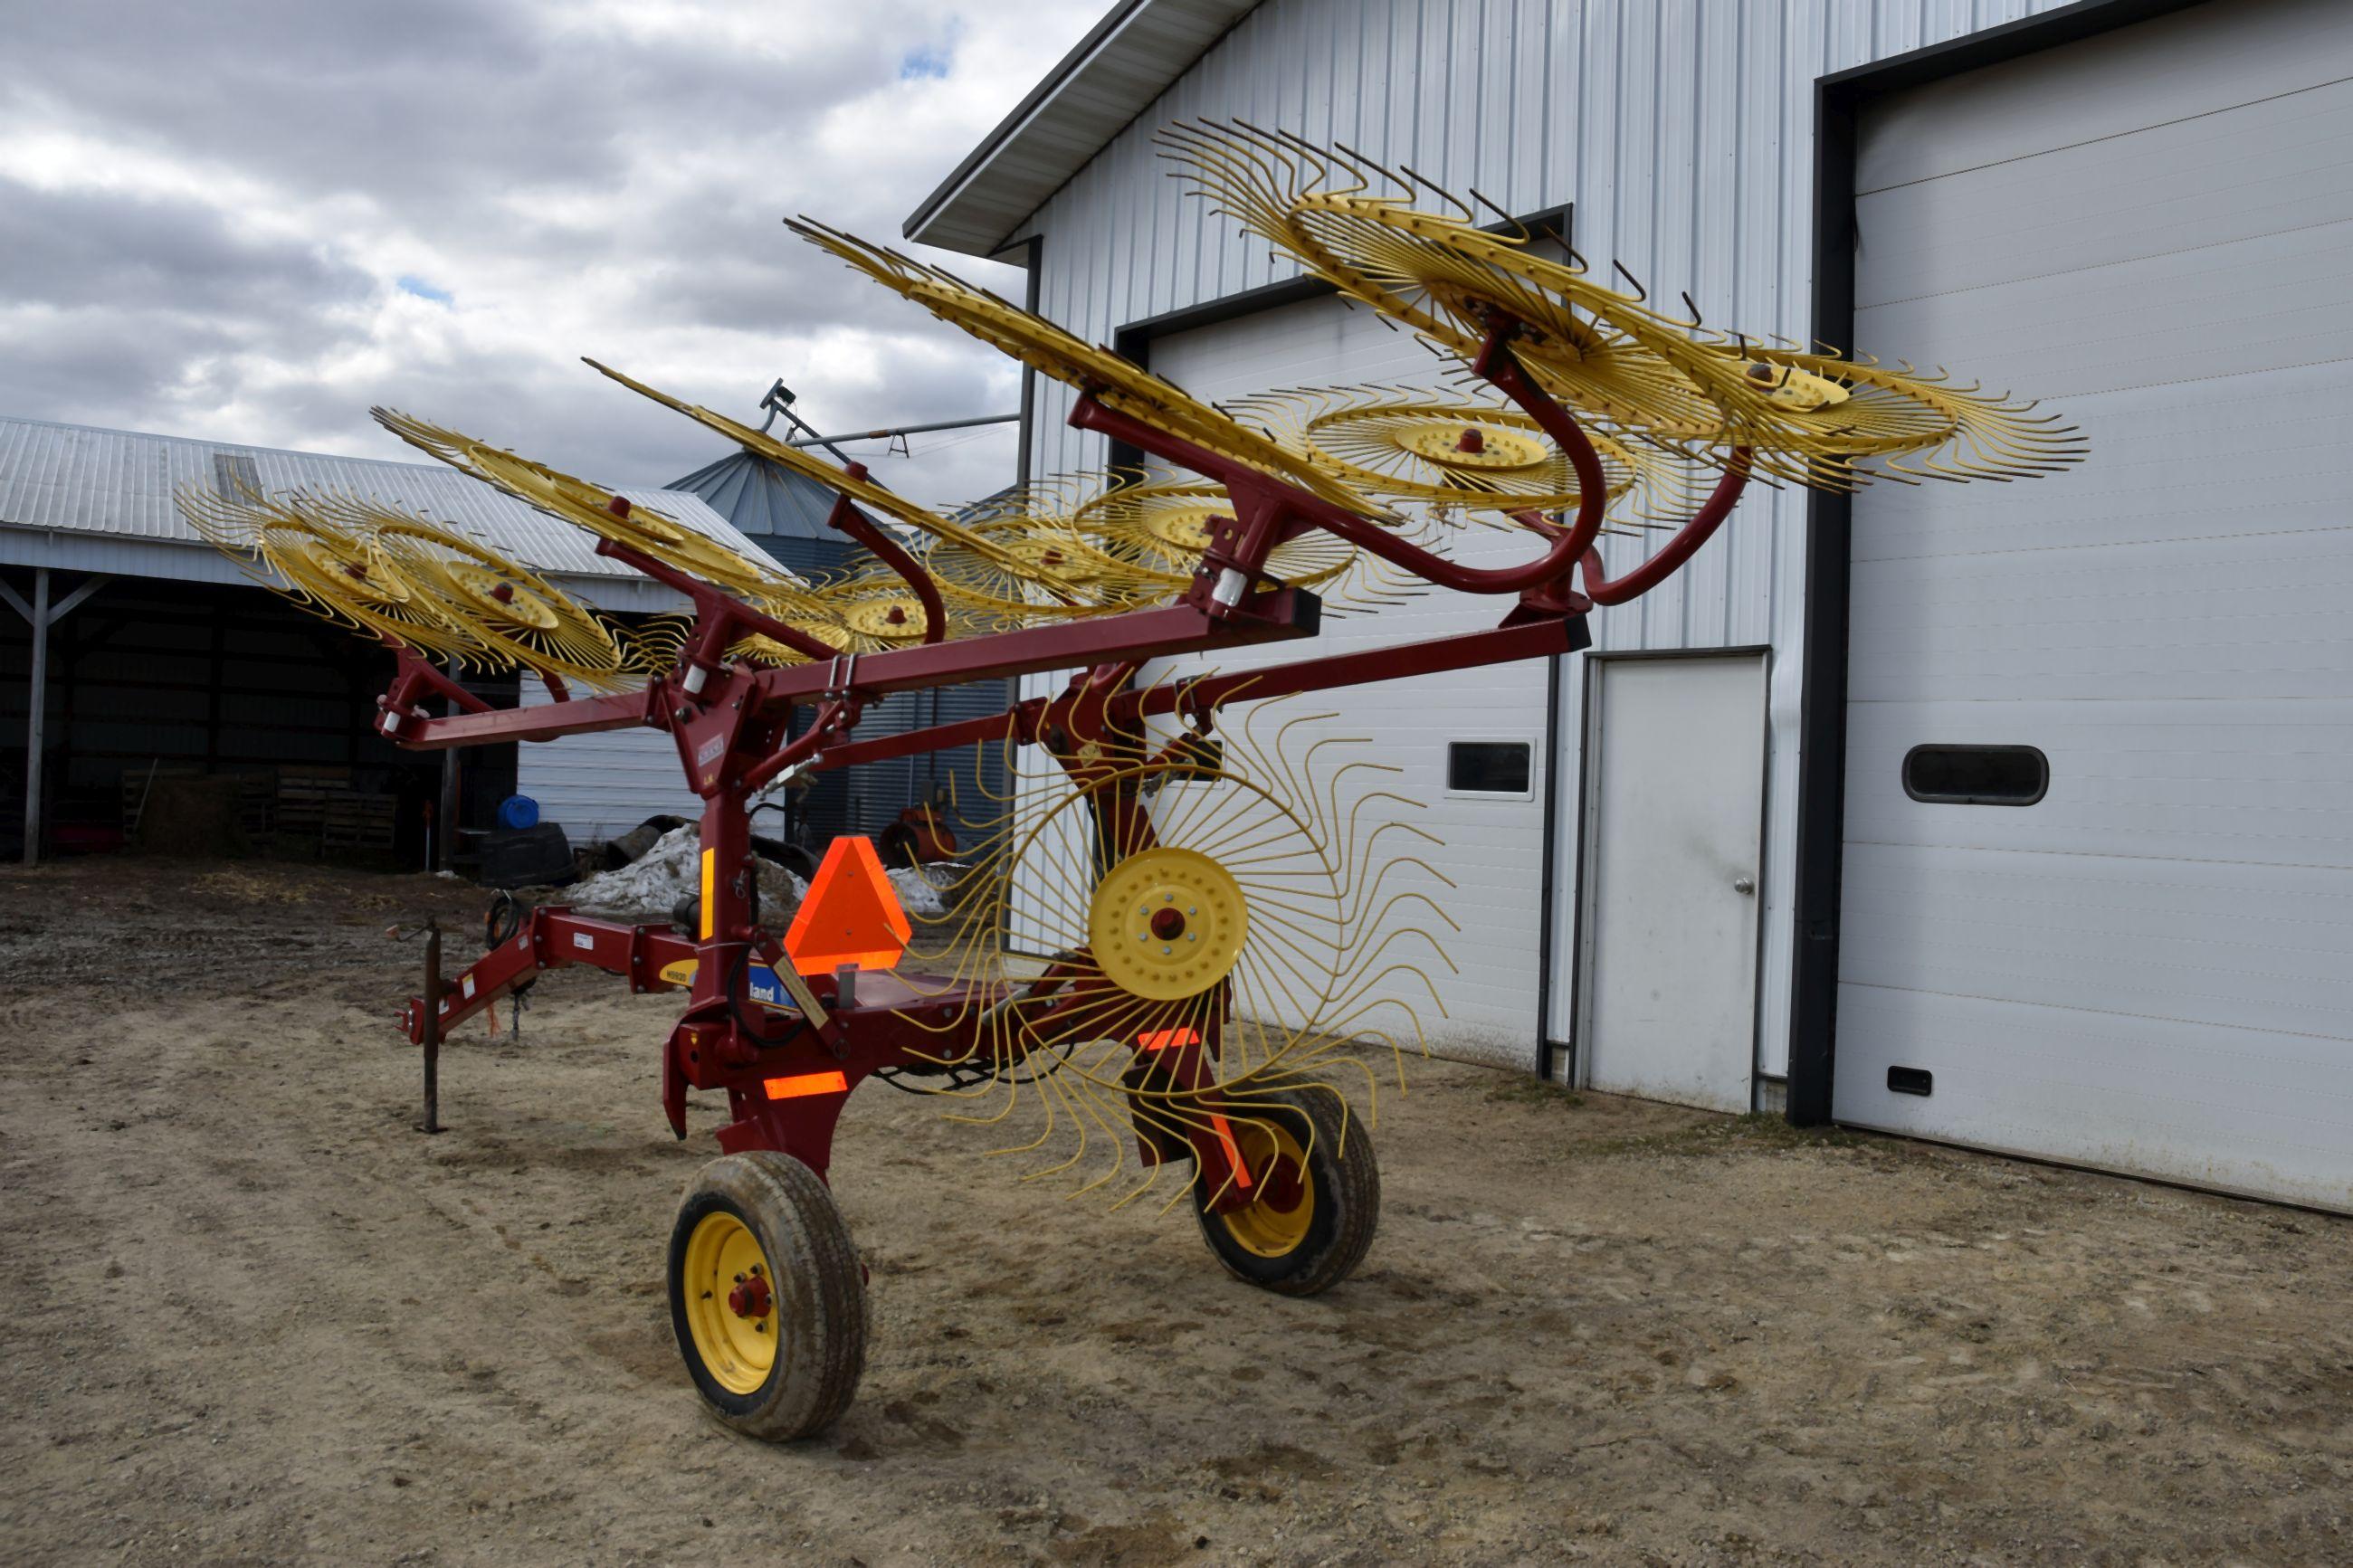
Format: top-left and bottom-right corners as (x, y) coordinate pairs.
(496, 794), (540, 831)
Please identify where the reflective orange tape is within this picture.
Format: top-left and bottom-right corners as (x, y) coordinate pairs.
(1137, 1027), (1201, 1052)
(1209, 1114), (1253, 1190)
(762, 1069), (849, 1100)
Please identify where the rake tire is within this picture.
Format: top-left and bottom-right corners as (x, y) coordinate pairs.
(667, 1151), (866, 1440)
(1193, 1087), (1379, 1297)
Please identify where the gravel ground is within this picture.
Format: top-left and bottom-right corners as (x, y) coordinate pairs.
(4, 857), (2351, 1566)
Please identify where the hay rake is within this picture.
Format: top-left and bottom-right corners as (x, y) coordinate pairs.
(182, 125), (2080, 1440)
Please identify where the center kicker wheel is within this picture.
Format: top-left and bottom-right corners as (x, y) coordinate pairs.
(667, 1152), (867, 1440)
(1194, 1088), (1379, 1297)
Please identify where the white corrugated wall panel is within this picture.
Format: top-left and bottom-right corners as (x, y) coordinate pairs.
(995, 0), (2088, 1083)
(514, 677), (701, 845)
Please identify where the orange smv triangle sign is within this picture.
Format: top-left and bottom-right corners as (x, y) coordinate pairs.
(784, 835), (912, 977)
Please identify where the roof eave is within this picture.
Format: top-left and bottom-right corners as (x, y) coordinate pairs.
(901, 0), (1261, 259)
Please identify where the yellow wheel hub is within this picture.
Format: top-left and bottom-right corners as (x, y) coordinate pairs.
(295, 540), (412, 606)
(680, 1211), (777, 1395)
(1087, 846), (1247, 1002)
(1141, 505), (1225, 555)
(1751, 362), (1852, 413)
(1396, 421), (1549, 472)
(999, 536), (1102, 585)
(1215, 1118), (1316, 1257)
(842, 595), (929, 642)
(447, 563), (562, 630)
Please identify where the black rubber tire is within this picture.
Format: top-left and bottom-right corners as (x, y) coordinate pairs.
(877, 822), (919, 870)
(667, 1152), (867, 1440)
(1193, 1087), (1379, 1297)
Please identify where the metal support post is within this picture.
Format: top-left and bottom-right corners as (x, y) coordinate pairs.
(418, 917), (443, 1134)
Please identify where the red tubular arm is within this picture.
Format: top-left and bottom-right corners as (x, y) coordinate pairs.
(1577, 451), (1751, 605)
(818, 486), (946, 645)
(593, 536), (843, 663)
(1470, 313), (1753, 608)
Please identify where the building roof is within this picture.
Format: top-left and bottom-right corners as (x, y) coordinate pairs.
(902, 0), (1260, 258)
(0, 413), (767, 610)
(668, 448), (843, 541)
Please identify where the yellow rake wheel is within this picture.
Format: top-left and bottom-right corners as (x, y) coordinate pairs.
(1227, 387), (1660, 518)
(585, 357), (1092, 601)
(367, 515), (629, 688)
(252, 516), (481, 660)
(1193, 1087), (1378, 1295)
(373, 408), (803, 599)
(786, 216), (1391, 518)
(1065, 479), (1361, 597)
(1156, 122), (2086, 492)
(667, 1151), (867, 1440)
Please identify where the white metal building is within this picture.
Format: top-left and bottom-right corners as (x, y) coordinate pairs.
(903, 0), (2353, 1210)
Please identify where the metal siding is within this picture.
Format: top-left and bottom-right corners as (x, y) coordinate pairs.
(513, 675), (700, 844)
(1834, 0), (2353, 1208)
(0, 415), (759, 611)
(1007, 0), (2084, 1079)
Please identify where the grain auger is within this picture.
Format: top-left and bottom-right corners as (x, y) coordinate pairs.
(182, 123), (2081, 1440)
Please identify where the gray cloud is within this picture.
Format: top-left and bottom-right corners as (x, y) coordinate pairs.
(0, 0), (1098, 507)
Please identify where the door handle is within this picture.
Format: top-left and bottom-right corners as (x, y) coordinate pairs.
(1732, 876), (1755, 895)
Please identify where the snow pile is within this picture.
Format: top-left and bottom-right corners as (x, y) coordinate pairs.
(562, 823), (952, 923)
(566, 826), (805, 921)
(889, 863), (952, 919)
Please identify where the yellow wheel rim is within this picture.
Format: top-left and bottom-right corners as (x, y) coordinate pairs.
(1215, 1119), (1316, 1258)
(681, 1212), (777, 1396)
(1087, 846), (1248, 1002)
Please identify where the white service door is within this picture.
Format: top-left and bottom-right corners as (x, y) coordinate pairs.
(1138, 292), (1555, 1067)
(1580, 655), (1766, 1111)
(1834, 0), (2353, 1208)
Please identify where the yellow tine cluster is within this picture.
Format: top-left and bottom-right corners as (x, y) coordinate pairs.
(886, 688), (1455, 1208)
(1224, 384), (1667, 521)
(784, 217), (1397, 519)
(179, 485), (646, 688)
(582, 359), (1092, 603)
(371, 407), (833, 611)
(1155, 120), (2086, 490)
(304, 496), (629, 684)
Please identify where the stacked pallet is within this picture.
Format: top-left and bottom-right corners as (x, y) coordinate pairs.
(121, 766), (275, 840)
(276, 766), (397, 855)
(321, 789), (397, 853)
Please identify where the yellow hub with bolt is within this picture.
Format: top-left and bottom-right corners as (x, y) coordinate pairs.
(1086, 846), (1248, 1002)
(1395, 421), (1549, 472)
(842, 595), (929, 642)
(680, 1211), (777, 1395)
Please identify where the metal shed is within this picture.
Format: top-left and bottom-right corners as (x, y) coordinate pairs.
(0, 414), (760, 864)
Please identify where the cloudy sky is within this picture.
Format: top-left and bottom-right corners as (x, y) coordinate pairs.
(0, 0), (1108, 506)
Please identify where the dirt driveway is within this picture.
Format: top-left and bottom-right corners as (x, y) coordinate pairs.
(4, 859), (2350, 1566)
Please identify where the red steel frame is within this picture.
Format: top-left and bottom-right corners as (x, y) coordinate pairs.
(388, 324), (1748, 1202)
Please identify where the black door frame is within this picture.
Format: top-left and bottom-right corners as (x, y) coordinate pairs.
(1785, 0), (2217, 1124)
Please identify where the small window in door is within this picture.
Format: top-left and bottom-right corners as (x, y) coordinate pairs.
(1903, 744), (2047, 806)
(1447, 740), (1532, 797)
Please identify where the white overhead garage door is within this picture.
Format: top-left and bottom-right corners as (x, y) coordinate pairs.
(1834, 0), (2353, 1207)
(1144, 291), (1555, 1067)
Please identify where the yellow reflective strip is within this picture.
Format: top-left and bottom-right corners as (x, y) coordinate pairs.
(699, 848), (716, 939)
